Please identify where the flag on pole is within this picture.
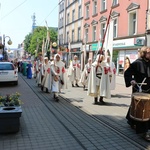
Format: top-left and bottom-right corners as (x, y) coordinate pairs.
(42, 37), (45, 57)
(99, 6), (112, 55)
(45, 20), (50, 53)
(96, 29), (101, 55)
(103, 19), (114, 62)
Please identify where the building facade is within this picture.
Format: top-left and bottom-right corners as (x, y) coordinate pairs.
(58, 0), (84, 67)
(83, 0), (148, 74)
(58, 0), (83, 67)
(58, 0), (148, 74)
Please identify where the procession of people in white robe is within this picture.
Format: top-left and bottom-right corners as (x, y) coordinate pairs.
(87, 54), (116, 104)
(34, 52), (116, 103)
(67, 55), (81, 87)
(80, 58), (92, 90)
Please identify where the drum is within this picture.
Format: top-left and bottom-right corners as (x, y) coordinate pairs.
(130, 92), (150, 121)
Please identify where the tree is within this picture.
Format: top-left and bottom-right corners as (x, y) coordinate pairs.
(24, 26), (58, 56)
(24, 33), (32, 53)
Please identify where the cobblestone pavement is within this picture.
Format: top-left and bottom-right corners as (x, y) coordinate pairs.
(0, 74), (149, 150)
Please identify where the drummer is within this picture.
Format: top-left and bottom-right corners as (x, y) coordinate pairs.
(124, 46), (150, 141)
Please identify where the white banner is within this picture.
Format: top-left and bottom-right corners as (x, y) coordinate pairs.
(104, 20), (114, 62)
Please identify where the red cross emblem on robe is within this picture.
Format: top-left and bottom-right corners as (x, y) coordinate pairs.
(47, 68), (50, 73)
(56, 67), (60, 74)
(62, 67), (65, 73)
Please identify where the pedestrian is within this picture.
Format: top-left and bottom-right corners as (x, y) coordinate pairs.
(88, 54), (111, 105)
(124, 46), (150, 141)
(36, 56), (44, 86)
(106, 56), (116, 90)
(26, 60), (32, 79)
(17, 60), (21, 72)
(67, 55), (81, 87)
(80, 58), (92, 90)
(41, 57), (52, 93)
(124, 56), (130, 71)
(51, 53), (66, 102)
(33, 58), (37, 78)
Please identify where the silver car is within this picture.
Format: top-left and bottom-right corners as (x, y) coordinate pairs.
(0, 62), (18, 85)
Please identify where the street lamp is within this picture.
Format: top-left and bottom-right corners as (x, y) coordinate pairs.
(3, 35), (12, 60)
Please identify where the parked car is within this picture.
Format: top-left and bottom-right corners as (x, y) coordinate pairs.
(0, 62), (18, 85)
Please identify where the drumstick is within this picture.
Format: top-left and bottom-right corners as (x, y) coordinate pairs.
(137, 83), (147, 85)
(142, 78), (146, 84)
(137, 78), (146, 92)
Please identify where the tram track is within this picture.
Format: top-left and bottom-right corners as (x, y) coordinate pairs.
(21, 75), (149, 150)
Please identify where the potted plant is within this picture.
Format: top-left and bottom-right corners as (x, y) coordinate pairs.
(0, 92), (22, 133)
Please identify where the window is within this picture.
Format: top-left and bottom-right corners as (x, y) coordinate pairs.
(129, 12), (137, 35)
(93, 26), (96, 41)
(78, 6), (82, 18)
(59, 34), (63, 45)
(113, 0), (118, 6)
(59, 17), (63, 28)
(86, 5), (89, 19)
(101, 0), (106, 11)
(68, 0), (70, 6)
(113, 19), (117, 38)
(62, 17), (63, 27)
(0, 64), (14, 70)
(93, 1), (97, 15)
(101, 23), (106, 39)
(72, 10), (75, 22)
(60, 2), (64, 11)
(78, 28), (81, 41)
(72, 30), (75, 42)
(85, 29), (88, 43)
(67, 32), (69, 43)
(67, 13), (70, 24)
(59, 18), (61, 27)
(78, 0), (81, 4)
(132, 13), (136, 34)
(59, 35), (61, 45)
(62, 2), (64, 10)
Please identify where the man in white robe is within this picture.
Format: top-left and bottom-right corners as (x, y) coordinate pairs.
(88, 54), (111, 104)
(51, 54), (67, 102)
(41, 57), (52, 93)
(67, 55), (81, 87)
(36, 56), (43, 86)
(80, 58), (92, 90)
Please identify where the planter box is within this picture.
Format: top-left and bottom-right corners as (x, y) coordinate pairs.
(0, 106), (22, 133)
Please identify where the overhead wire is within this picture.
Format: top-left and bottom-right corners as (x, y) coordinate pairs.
(39, 3), (59, 26)
(1, 0), (28, 21)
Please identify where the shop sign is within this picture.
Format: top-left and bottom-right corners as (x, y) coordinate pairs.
(113, 38), (135, 48)
(134, 38), (145, 46)
(91, 42), (102, 51)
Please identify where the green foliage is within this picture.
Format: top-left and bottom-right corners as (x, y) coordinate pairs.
(24, 33), (32, 53)
(0, 92), (22, 106)
(24, 26), (58, 56)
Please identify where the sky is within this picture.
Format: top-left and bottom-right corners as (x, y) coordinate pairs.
(0, 0), (59, 48)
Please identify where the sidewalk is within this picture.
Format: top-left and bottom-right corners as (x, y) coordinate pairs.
(60, 75), (131, 117)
